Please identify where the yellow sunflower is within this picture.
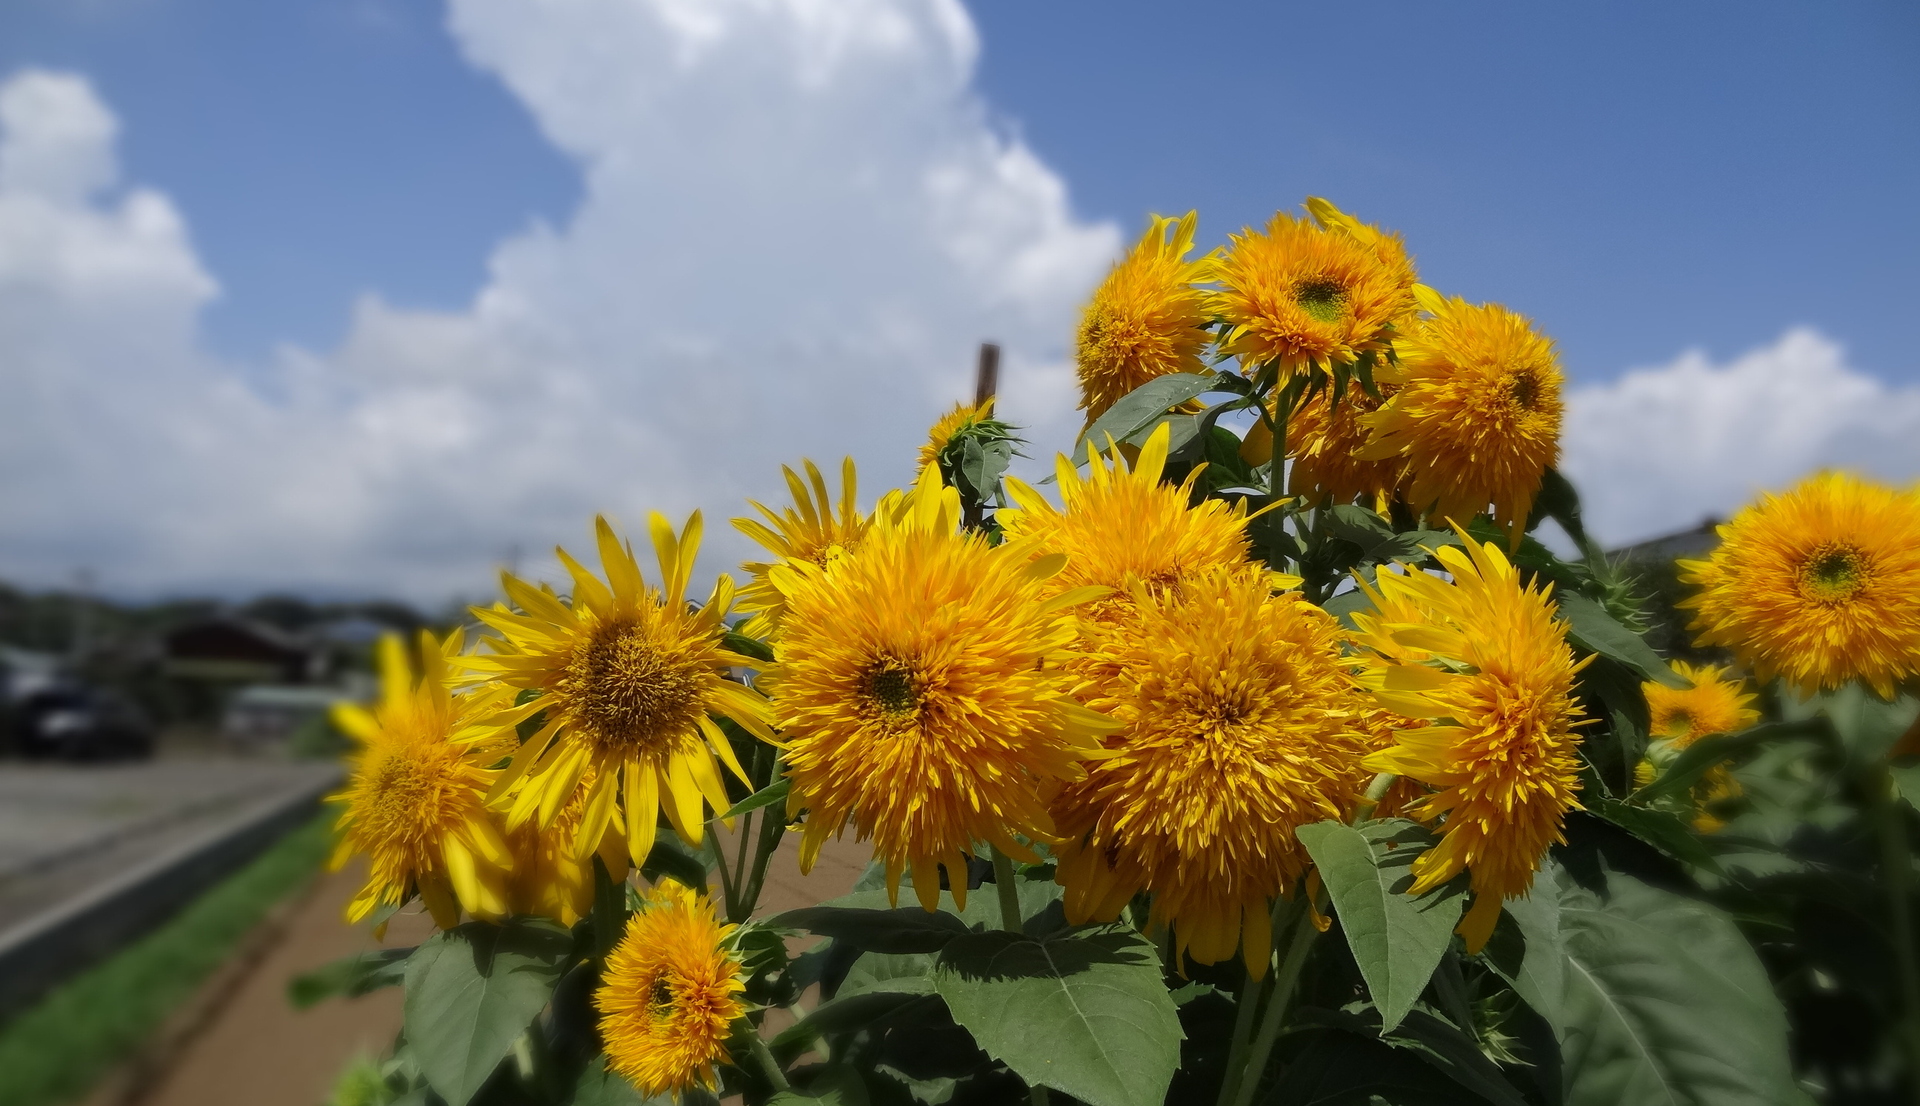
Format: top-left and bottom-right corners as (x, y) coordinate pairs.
(1075, 211), (1213, 422)
(1349, 533), (1588, 952)
(328, 631), (514, 927)
(596, 880), (746, 1098)
(734, 459), (867, 639)
(1679, 471), (1920, 697)
(917, 397), (995, 475)
(1285, 380), (1403, 508)
(503, 765), (623, 927)
(998, 422), (1277, 623)
(1644, 661), (1760, 746)
(1052, 563), (1365, 976)
(762, 467), (1118, 910)
(1209, 198), (1417, 382)
(464, 514), (775, 867)
(1356, 289), (1562, 546)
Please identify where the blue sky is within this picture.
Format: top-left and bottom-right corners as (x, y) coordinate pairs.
(1, 0), (1916, 598)
(4, 0), (1914, 380)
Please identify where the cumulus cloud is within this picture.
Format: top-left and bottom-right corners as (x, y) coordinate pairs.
(0, 0), (1118, 600)
(1562, 328), (1920, 545)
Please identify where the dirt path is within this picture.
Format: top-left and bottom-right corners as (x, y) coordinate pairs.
(106, 826), (870, 1106)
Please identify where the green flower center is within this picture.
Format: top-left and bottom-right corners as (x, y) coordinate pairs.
(864, 660), (924, 719)
(1799, 544), (1869, 604)
(1294, 279), (1348, 324)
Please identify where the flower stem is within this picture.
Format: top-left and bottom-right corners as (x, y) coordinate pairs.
(747, 1031), (792, 1092)
(992, 846), (1024, 933)
(1353, 772), (1398, 824)
(1870, 766), (1920, 1106)
(1231, 903), (1321, 1106)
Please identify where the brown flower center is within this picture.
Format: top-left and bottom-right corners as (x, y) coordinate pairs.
(562, 615), (709, 754)
(863, 658), (925, 720)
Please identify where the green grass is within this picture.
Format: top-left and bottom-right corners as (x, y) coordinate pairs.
(0, 813), (332, 1106)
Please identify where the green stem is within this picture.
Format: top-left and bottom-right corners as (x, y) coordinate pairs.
(707, 831), (741, 923)
(1871, 766), (1920, 1106)
(1215, 894), (1300, 1106)
(746, 1031), (792, 1093)
(741, 750), (788, 912)
(1352, 772), (1398, 825)
(1231, 904), (1321, 1106)
(992, 846), (1024, 933)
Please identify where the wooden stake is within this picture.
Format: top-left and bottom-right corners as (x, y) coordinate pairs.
(974, 342), (1001, 408)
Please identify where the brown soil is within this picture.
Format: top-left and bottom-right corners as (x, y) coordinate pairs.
(96, 824), (870, 1106)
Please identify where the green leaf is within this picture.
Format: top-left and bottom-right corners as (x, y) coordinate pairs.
(723, 776), (791, 819)
(1556, 592), (1684, 687)
(768, 906), (969, 954)
(1319, 588), (1374, 630)
(287, 946), (412, 1009)
(402, 920), (574, 1106)
(1260, 1026), (1491, 1105)
(1072, 373), (1223, 465)
(1291, 1005), (1531, 1106)
(722, 630), (775, 664)
(1530, 467), (1592, 550)
(770, 1066), (871, 1104)
(1487, 878), (1566, 1029)
(1894, 763), (1920, 812)
(1783, 684), (1920, 766)
(570, 1053), (668, 1105)
(639, 832), (711, 887)
(1515, 866), (1807, 1106)
(932, 925), (1182, 1106)
(1586, 798), (1722, 873)
(838, 951), (938, 997)
(1296, 820), (1465, 1033)
(771, 991), (931, 1055)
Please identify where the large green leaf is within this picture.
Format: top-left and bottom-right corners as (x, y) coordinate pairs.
(570, 1053), (668, 1105)
(288, 946), (412, 1009)
(838, 951), (938, 997)
(770, 1065), (871, 1104)
(1894, 763), (1920, 812)
(1630, 721), (1819, 803)
(768, 905), (969, 954)
(1557, 592), (1685, 688)
(1260, 1027), (1489, 1105)
(1072, 373), (1223, 464)
(932, 925), (1182, 1106)
(402, 920), (574, 1106)
(1286, 1006), (1530, 1106)
(1297, 820), (1464, 1033)
(1783, 684), (1920, 766)
(1585, 798), (1721, 873)
(1508, 866), (1807, 1106)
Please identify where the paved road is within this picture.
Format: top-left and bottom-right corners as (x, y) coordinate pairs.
(0, 758), (340, 934)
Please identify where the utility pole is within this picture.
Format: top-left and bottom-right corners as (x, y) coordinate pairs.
(974, 342), (1000, 408)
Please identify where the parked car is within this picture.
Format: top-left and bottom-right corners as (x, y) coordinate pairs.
(10, 684), (154, 760)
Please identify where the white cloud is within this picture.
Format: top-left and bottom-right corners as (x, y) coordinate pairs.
(1562, 328), (1920, 546)
(0, 1), (1119, 600)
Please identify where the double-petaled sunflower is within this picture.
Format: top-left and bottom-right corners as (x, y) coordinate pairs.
(1357, 289), (1562, 545)
(1645, 661), (1760, 746)
(1679, 471), (1920, 697)
(734, 459), (868, 640)
(464, 514), (775, 866)
(1052, 563), (1364, 976)
(1209, 198), (1417, 382)
(1285, 380), (1402, 508)
(329, 631), (514, 927)
(763, 467), (1117, 910)
(1075, 211), (1212, 423)
(1349, 534), (1587, 952)
(918, 398), (995, 475)
(998, 423), (1273, 624)
(596, 880), (746, 1098)
(502, 765), (622, 927)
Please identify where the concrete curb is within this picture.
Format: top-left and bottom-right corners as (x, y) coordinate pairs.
(0, 770), (340, 1024)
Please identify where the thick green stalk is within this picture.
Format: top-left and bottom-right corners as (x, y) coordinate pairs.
(991, 846), (1024, 933)
(707, 832), (742, 922)
(746, 1031), (792, 1092)
(1352, 772), (1398, 825)
(1871, 767), (1920, 1106)
(741, 750), (789, 912)
(1231, 906), (1321, 1106)
(1214, 956), (1269, 1106)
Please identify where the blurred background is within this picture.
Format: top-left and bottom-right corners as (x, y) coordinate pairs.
(0, 1), (1914, 1104)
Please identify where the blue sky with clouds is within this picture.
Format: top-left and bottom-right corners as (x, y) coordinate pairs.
(0, 0), (1915, 599)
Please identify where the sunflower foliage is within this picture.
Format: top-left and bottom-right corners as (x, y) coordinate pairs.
(305, 198), (1920, 1106)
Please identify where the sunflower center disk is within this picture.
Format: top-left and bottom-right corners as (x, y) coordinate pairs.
(1506, 368), (1542, 411)
(566, 618), (708, 753)
(1799, 545), (1870, 604)
(1293, 278), (1349, 324)
(863, 661), (925, 720)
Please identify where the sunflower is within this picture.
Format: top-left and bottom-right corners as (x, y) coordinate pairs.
(917, 398), (995, 475)
(502, 765), (623, 927)
(1051, 564), (1365, 976)
(1349, 533), (1587, 952)
(1075, 211), (1212, 422)
(328, 631), (514, 927)
(463, 514), (775, 866)
(1286, 379), (1402, 508)
(1644, 661), (1760, 746)
(734, 459), (867, 639)
(1679, 471), (1920, 697)
(998, 422), (1275, 623)
(1357, 290), (1562, 545)
(596, 880), (746, 1098)
(762, 467), (1118, 910)
(1209, 198), (1417, 382)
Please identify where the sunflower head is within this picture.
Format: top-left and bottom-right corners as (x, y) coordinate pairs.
(464, 514), (774, 867)
(1286, 379), (1403, 508)
(999, 422), (1274, 624)
(762, 466), (1117, 911)
(1357, 289), (1562, 546)
(1052, 563), (1365, 977)
(596, 880), (746, 1098)
(1679, 471), (1920, 697)
(734, 458), (866, 639)
(917, 398), (995, 473)
(1350, 533), (1587, 952)
(1075, 211), (1213, 423)
(1643, 661), (1760, 747)
(329, 631), (513, 927)
(1209, 199), (1418, 382)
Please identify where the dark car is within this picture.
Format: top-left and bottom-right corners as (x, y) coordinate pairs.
(10, 684), (154, 760)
